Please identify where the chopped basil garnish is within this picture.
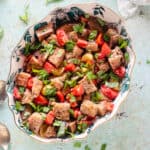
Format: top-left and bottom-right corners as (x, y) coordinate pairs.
(73, 24), (85, 34)
(77, 122), (88, 133)
(109, 72), (119, 81)
(40, 43), (54, 55)
(29, 102), (37, 111)
(88, 30), (98, 41)
(118, 38), (128, 49)
(105, 81), (119, 88)
(74, 141), (82, 148)
(103, 34), (110, 42)
(69, 58), (81, 65)
(100, 143), (107, 150)
(32, 69), (49, 80)
(15, 101), (25, 111)
(91, 91), (103, 103)
(86, 71), (97, 80)
(19, 5), (29, 24)
(57, 122), (66, 137)
(23, 42), (41, 56)
(42, 107), (50, 113)
(68, 94), (76, 103)
(64, 80), (77, 88)
(53, 120), (63, 127)
(65, 40), (75, 51)
(97, 18), (105, 27)
(44, 87), (56, 97)
(18, 86), (25, 94)
(97, 71), (109, 81)
(84, 145), (91, 150)
(124, 52), (129, 62)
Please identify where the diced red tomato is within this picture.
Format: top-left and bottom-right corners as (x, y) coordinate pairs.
(70, 101), (78, 108)
(65, 63), (76, 72)
(98, 42), (111, 59)
(96, 33), (104, 46)
(13, 87), (21, 100)
(56, 29), (68, 46)
(77, 39), (88, 48)
(44, 62), (55, 73)
(114, 66), (126, 78)
(101, 85), (119, 100)
(27, 78), (33, 89)
(34, 95), (48, 106)
(106, 102), (114, 112)
(56, 91), (65, 102)
(45, 111), (55, 125)
(73, 109), (81, 119)
(80, 16), (88, 23)
(71, 84), (84, 97)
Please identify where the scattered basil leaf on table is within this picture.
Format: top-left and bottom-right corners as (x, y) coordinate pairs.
(74, 141), (82, 148)
(84, 145), (91, 150)
(146, 59), (150, 64)
(19, 5), (29, 24)
(100, 143), (107, 150)
(46, 0), (63, 5)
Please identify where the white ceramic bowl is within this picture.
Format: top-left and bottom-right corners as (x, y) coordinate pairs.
(5, 3), (136, 142)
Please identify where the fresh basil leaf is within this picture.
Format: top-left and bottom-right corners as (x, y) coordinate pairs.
(69, 109), (74, 116)
(18, 86), (25, 94)
(74, 141), (82, 148)
(0, 26), (4, 40)
(57, 122), (66, 137)
(86, 71), (97, 80)
(65, 40), (75, 51)
(68, 94), (76, 103)
(105, 81), (119, 88)
(32, 69), (49, 80)
(45, 87), (56, 97)
(85, 145), (91, 150)
(29, 102), (37, 111)
(146, 59), (150, 64)
(36, 105), (43, 112)
(73, 24), (85, 34)
(19, 5), (29, 24)
(100, 143), (107, 150)
(69, 58), (81, 65)
(65, 130), (75, 137)
(15, 101), (25, 111)
(77, 122), (88, 132)
(88, 30), (98, 41)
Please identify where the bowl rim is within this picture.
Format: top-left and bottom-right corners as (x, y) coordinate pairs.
(6, 2), (136, 143)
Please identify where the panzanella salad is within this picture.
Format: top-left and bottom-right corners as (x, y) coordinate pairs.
(13, 14), (129, 138)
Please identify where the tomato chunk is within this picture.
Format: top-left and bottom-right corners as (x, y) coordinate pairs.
(101, 85), (118, 100)
(13, 87), (21, 100)
(44, 62), (55, 73)
(114, 66), (126, 78)
(56, 29), (68, 46)
(27, 78), (33, 89)
(77, 39), (88, 48)
(96, 33), (104, 46)
(65, 63), (76, 72)
(98, 42), (111, 59)
(34, 95), (48, 106)
(45, 111), (55, 125)
(71, 84), (84, 97)
(74, 109), (81, 119)
(56, 91), (65, 102)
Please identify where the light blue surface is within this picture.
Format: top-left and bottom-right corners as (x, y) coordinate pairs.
(0, 0), (150, 150)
